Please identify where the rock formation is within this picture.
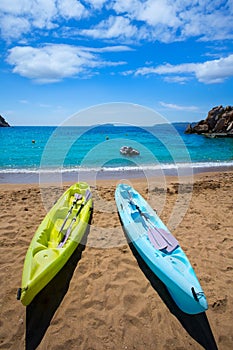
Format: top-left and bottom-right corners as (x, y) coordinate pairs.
(0, 115), (10, 127)
(185, 105), (233, 137)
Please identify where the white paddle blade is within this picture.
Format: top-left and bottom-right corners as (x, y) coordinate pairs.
(148, 228), (167, 250)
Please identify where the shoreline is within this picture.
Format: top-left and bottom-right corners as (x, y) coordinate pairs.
(0, 162), (233, 185)
(1, 168), (233, 190)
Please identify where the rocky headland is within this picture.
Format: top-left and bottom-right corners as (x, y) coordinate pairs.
(185, 105), (233, 137)
(0, 115), (10, 127)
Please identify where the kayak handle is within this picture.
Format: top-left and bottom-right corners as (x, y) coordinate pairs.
(17, 288), (22, 300)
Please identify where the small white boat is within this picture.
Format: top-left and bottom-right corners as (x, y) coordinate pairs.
(120, 146), (140, 156)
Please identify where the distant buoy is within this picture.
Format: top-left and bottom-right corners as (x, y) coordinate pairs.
(32, 140), (35, 144)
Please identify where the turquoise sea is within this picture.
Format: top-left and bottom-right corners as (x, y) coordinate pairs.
(0, 123), (233, 183)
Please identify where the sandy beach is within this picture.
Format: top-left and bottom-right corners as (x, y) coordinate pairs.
(0, 171), (232, 349)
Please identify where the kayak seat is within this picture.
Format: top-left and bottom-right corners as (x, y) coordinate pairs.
(34, 249), (59, 265)
(32, 242), (47, 256)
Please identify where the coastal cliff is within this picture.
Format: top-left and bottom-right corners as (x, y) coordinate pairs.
(0, 115), (10, 127)
(185, 105), (233, 137)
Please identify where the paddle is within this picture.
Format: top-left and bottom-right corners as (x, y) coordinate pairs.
(127, 190), (178, 252)
(127, 191), (167, 250)
(147, 225), (168, 250)
(141, 212), (179, 253)
(58, 193), (82, 234)
(58, 189), (92, 248)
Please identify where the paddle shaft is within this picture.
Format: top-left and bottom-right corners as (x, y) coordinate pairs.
(58, 190), (91, 248)
(127, 191), (165, 248)
(59, 193), (82, 233)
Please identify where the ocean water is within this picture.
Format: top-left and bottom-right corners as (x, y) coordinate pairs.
(0, 123), (233, 182)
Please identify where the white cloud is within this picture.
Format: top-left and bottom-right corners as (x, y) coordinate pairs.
(179, 1), (233, 41)
(120, 70), (135, 76)
(135, 54), (233, 84)
(163, 76), (190, 84)
(160, 101), (199, 112)
(0, 0), (233, 43)
(80, 15), (137, 40)
(0, 15), (30, 40)
(112, 0), (233, 42)
(0, 0), (31, 15)
(195, 55), (233, 83)
(30, 0), (57, 29)
(0, 0), (88, 41)
(83, 0), (181, 43)
(96, 45), (133, 53)
(57, 0), (87, 20)
(0, 0), (58, 40)
(6, 44), (129, 83)
(135, 63), (194, 77)
(138, 0), (180, 27)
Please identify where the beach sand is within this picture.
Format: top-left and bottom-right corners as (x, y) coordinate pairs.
(0, 171), (232, 349)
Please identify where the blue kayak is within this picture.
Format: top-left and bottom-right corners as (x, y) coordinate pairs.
(115, 183), (208, 314)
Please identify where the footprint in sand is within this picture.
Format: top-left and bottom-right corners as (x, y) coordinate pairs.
(211, 296), (227, 312)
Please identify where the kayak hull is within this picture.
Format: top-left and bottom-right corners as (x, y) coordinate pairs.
(115, 183), (208, 314)
(19, 182), (92, 306)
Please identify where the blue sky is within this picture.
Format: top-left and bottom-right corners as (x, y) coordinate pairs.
(0, 0), (233, 126)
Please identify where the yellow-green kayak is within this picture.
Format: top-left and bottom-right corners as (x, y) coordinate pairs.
(18, 182), (92, 306)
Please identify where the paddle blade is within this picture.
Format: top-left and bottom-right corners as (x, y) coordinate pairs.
(74, 193), (82, 201)
(147, 227), (167, 250)
(85, 189), (92, 202)
(157, 228), (179, 252)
